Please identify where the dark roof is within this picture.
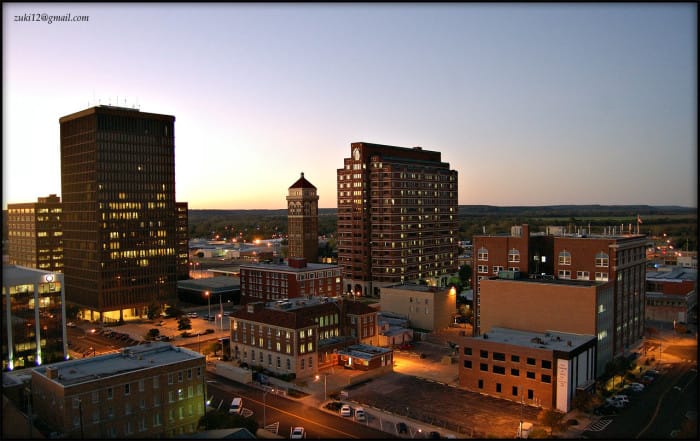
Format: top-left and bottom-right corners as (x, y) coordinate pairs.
(345, 301), (377, 316)
(289, 172), (316, 189)
(230, 302), (340, 329)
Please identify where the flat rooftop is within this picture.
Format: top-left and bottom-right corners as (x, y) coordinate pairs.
(239, 261), (340, 272)
(33, 342), (203, 387)
(484, 274), (604, 288)
(475, 327), (595, 352)
(177, 277), (240, 292)
(338, 344), (393, 360)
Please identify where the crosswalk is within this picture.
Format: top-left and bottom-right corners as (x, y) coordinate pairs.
(585, 418), (613, 432)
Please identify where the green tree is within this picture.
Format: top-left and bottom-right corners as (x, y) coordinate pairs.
(538, 408), (565, 436)
(198, 409), (259, 433)
(147, 303), (162, 320)
(145, 328), (160, 340)
(178, 317), (192, 331)
(165, 306), (184, 319)
(458, 264), (472, 289)
(202, 341), (221, 357)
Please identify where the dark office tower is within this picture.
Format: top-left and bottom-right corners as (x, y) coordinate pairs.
(337, 142), (459, 298)
(286, 172), (319, 262)
(59, 106), (177, 323)
(176, 202), (190, 280)
(7, 194), (64, 272)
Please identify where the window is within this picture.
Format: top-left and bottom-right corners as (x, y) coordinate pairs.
(178, 372), (183, 382)
(559, 250), (571, 265)
(287, 358), (291, 370)
(463, 347), (472, 356)
(526, 371), (535, 379)
(464, 360), (472, 369)
(480, 350), (488, 358)
(511, 355), (520, 363)
(496, 383), (502, 393)
(125, 403), (132, 415)
(124, 383), (130, 395)
(558, 270), (571, 279)
(187, 369), (192, 380)
(480, 363), (488, 371)
(107, 387), (113, 400)
(138, 379), (144, 392)
(595, 252), (609, 267)
(168, 373), (173, 385)
(493, 352), (505, 361)
(493, 365), (505, 375)
(508, 249), (520, 263)
(477, 265), (488, 273)
(527, 389), (533, 400)
(542, 374), (551, 383)
(595, 272), (609, 281)
(526, 357), (536, 365)
(576, 271), (590, 280)
(92, 391), (99, 404)
(512, 386), (518, 397)
(492, 265), (504, 274)
(301, 359), (305, 370)
(478, 247), (488, 261)
(541, 360), (552, 369)
(511, 368), (520, 376)
(478, 379), (484, 389)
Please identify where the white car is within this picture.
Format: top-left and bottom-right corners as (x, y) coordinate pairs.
(628, 382), (644, 391)
(340, 404), (352, 417)
(290, 427), (305, 439)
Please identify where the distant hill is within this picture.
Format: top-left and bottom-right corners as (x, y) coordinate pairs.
(187, 205), (696, 220)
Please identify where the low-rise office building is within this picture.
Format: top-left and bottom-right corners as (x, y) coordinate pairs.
(457, 327), (596, 413)
(2, 265), (67, 371)
(30, 342), (206, 439)
(478, 273), (614, 374)
(379, 283), (456, 331)
(645, 265), (697, 324)
(239, 258), (342, 304)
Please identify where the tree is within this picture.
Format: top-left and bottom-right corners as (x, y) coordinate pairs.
(198, 409), (258, 434)
(165, 306), (184, 319)
(178, 317), (192, 331)
(458, 264), (472, 289)
(147, 303), (162, 320)
(538, 408), (565, 436)
(145, 328), (160, 340)
(202, 341), (221, 357)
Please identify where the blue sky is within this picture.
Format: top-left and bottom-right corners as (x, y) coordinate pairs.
(3, 3), (697, 209)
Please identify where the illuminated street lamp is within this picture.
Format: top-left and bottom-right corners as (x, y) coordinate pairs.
(204, 291), (211, 321)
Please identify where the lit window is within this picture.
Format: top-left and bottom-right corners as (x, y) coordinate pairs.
(595, 252), (609, 267)
(559, 250), (571, 265)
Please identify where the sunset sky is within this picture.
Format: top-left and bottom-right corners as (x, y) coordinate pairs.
(3, 3), (697, 210)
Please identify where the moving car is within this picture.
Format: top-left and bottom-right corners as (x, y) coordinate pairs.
(340, 404), (352, 417)
(290, 427), (305, 439)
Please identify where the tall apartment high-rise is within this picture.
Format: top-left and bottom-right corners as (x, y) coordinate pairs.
(7, 194), (64, 272)
(176, 202), (190, 280)
(59, 106), (178, 323)
(472, 224), (649, 358)
(286, 172), (319, 262)
(337, 142), (458, 297)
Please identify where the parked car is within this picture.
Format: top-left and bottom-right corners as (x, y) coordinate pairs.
(187, 312), (198, 318)
(229, 397), (243, 414)
(628, 382), (645, 391)
(594, 404), (618, 416)
(354, 407), (366, 422)
(290, 427), (305, 439)
(340, 404), (352, 417)
(66, 322), (76, 328)
(641, 375), (656, 385)
(396, 422), (408, 434)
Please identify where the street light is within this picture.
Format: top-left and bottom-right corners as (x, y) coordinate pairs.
(315, 373), (328, 402)
(204, 291), (211, 321)
(263, 388), (275, 428)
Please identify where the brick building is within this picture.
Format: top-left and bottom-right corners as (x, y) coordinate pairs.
(645, 265), (697, 324)
(30, 342), (206, 438)
(7, 194), (64, 272)
(458, 327), (596, 412)
(239, 258), (342, 304)
(477, 275), (614, 374)
(229, 296), (378, 379)
(473, 225), (649, 359)
(287, 172), (319, 263)
(337, 142), (458, 297)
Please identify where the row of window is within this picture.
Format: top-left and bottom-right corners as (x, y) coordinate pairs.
(477, 248), (610, 267)
(463, 348), (552, 368)
(464, 361), (552, 382)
